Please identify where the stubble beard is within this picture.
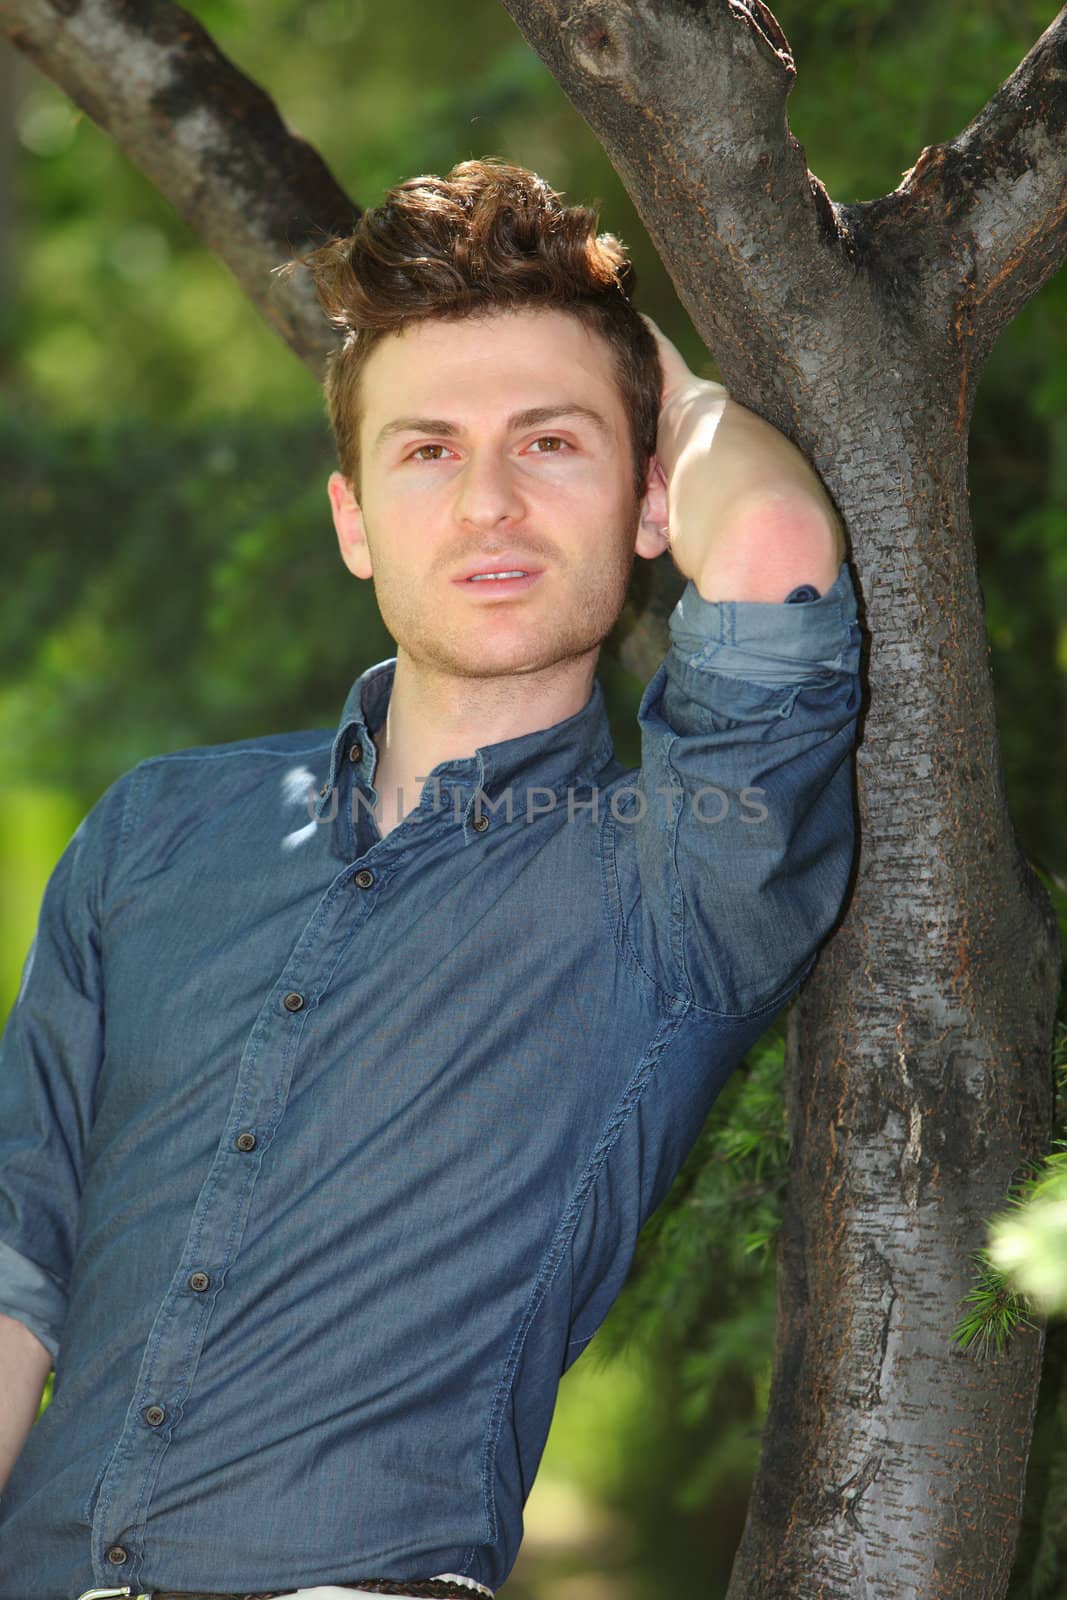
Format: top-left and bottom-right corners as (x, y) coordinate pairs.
(367, 506), (641, 683)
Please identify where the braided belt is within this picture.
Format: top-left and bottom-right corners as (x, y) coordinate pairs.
(142, 1582), (487, 1600)
(346, 1585), (488, 1598)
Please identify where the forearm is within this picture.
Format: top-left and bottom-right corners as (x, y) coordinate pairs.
(0, 1312), (52, 1496)
(660, 388), (845, 603)
(641, 317), (846, 603)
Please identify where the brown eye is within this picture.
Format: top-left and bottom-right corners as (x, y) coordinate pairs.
(411, 444), (449, 461)
(529, 436), (566, 454)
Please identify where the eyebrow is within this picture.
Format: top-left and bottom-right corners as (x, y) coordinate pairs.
(373, 404), (613, 454)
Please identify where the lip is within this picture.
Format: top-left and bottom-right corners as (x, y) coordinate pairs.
(453, 557), (545, 581)
(453, 571), (543, 595)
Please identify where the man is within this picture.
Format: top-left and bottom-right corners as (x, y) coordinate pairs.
(0, 159), (861, 1600)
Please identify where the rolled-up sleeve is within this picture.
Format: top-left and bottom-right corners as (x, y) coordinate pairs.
(0, 768), (135, 1361)
(633, 559), (862, 1017)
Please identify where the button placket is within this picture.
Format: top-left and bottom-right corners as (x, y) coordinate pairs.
(86, 837), (388, 1577)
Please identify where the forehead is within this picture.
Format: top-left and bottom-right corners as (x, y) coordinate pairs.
(360, 307), (622, 419)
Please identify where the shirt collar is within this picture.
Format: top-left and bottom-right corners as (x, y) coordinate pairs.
(311, 656), (617, 827)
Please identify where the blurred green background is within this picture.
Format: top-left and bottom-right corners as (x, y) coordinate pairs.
(1, 1), (1065, 1595)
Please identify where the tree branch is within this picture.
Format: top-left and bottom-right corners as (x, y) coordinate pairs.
(0, 0), (358, 373)
(840, 6), (1067, 428)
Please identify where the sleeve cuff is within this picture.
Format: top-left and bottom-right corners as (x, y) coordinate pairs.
(0, 1240), (64, 1362)
(667, 559), (859, 685)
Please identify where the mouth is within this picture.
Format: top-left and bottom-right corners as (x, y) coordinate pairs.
(452, 571), (543, 594)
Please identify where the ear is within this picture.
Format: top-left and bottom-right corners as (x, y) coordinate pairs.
(328, 470), (373, 580)
(634, 454), (670, 561)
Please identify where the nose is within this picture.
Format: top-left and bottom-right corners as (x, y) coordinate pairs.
(452, 449), (524, 529)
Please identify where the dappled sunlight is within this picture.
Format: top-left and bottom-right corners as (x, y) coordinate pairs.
(504, 1348), (645, 1597)
(510, 1475), (637, 1599)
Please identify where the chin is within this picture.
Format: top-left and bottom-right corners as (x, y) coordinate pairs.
(403, 628), (602, 680)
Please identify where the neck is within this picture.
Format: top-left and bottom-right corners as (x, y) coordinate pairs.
(370, 649), (599, 820)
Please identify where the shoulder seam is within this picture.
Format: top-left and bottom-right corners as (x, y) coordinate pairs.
(133, 738), (333, 768)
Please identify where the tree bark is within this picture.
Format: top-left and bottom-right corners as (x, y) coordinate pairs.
(3, 0), (1065, 1593)
(491, 2), (1065, 1594)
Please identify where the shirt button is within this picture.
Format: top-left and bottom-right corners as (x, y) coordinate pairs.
(235, 1131), (257, 1152)
(473, 814), (490, 833)
(188, 1271), (210, 1292)
(283, 991), (305, 1011)
(106, 1545), (129, 1564)
(353, 869), (374, 889)
(349, 745), (361, 763)
(143, 1404), (166, 1426)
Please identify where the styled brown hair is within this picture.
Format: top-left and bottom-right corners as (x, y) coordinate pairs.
(286, 158), (662, 500)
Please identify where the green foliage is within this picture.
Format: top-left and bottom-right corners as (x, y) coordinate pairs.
(0, 411), (390, 798)
(989, 1137), (1067, 1318)
(785, 0), (1059, 206)
(954, 878), (1067, 1356)
(526, 1023), (788, 1596)
(1005, 1009), (1067, 1597)
(591, 1023), (790, 1367)
(954, 874), (1067, 1593)
(1008, 1320), (1067, 1600)
(35, 1371), (52, 1422)
(952, 1250), (1041, 1359)
(550, 1024), (788, 1594)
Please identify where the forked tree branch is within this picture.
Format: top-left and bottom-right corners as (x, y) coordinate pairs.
(0, 0), (361, 370)
(495, 0), (849, 409)
(845, 5), (1067, 414)
(498, 0), (1067, 428)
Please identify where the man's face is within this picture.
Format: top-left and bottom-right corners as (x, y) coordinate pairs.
(327, 307), (667, 682)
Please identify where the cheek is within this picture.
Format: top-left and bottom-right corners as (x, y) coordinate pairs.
(359, 491), (427, 553)
(363, 480), (411, 519)
(532, 462), (631, 512)
(569, 474), (641, 526)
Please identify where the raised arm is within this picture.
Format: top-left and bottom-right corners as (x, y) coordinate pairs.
(642, 315), (845, 602)
(622, 321), (862, 1018)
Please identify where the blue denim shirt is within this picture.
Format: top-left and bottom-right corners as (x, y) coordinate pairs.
(0, 562), (862, 1598)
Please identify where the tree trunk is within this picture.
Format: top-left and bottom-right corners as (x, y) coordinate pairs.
(491, 3), (1065, 1594)
(2, 0), (1064, 1592)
